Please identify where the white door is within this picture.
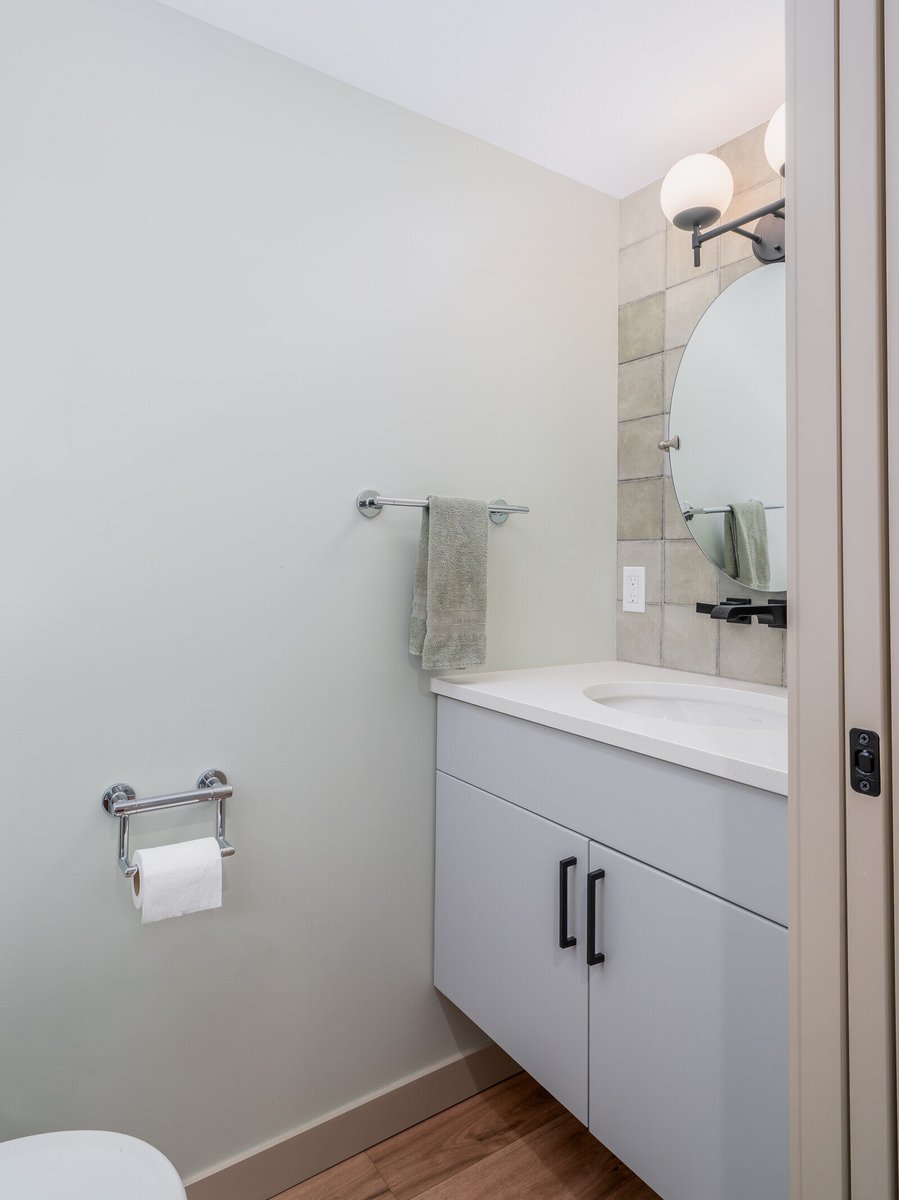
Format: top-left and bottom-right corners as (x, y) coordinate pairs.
(588, 841), (788, 1200)
(434, 772), (589, 1122)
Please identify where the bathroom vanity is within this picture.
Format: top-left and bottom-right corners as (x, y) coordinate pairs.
(432, 662), (788, 1200)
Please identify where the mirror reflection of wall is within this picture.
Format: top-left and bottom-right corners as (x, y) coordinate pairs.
(668, 264), (786, 591)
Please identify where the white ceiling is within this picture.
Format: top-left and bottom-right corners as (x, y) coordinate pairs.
(155, 0), (785, 197)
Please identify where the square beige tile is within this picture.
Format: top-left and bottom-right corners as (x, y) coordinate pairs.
(716, 575), (786, 602)
(662, 604), (718, 674)
(717, 122), (772, 194)
(619, 233), (665, 305)
(619, 355), (664, 421)
(719, 623), (785, 686)
(617, 541), (663, 604)
(619, 415), (665, 480)
(665, 273), (719, 350)
(663, 477), (691, 539)
(664, 539), (720, 605)
(720, 258), (760, 290)
(617, 604), (662, 666)
(666, 223), (718, 289)
(619, 293), (665, 363)
(618, 478), (663, 540)
(619, 180), (666, 248)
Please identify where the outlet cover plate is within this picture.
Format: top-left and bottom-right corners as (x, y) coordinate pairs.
(623, 566), (646, 613)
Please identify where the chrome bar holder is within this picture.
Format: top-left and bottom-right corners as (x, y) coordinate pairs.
(356, 489), (529, 526)
(101, 769), (235, 878)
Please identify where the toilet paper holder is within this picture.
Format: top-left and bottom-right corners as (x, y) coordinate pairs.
(101, 769), (235, 878)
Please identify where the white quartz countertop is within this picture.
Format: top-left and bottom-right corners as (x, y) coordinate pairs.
(431, 661), (788, 795)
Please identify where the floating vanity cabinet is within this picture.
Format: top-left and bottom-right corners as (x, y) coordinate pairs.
(587, 842), (788, 1200)
(434, 772), (590, 1123)
(434, 696), (788, 1200)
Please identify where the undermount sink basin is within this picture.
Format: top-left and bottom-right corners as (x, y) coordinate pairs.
(583, 682), (786, 731)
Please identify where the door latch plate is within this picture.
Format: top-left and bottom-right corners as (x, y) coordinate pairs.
(849, 728), (881, 796)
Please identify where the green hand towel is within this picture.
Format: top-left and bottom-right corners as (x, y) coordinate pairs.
(409, 496), (489, 671)
(723, 500), (770, 590)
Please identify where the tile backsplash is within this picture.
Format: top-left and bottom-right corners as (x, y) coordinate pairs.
(616, 122), (786, 687)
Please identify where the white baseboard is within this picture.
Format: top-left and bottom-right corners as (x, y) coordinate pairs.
(184, 1043), (520, 1200)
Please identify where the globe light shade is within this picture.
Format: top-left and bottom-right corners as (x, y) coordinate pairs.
(765, 103), (786, 176)
(660, 154), (734, 231)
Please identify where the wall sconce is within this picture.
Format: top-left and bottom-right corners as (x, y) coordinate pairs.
(661, 105), (786, 268)
(764, 103), (786, 176)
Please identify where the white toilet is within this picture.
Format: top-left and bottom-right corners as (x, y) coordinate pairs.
(0, 1130), (187, 1198)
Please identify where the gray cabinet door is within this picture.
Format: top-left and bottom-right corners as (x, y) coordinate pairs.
(434, 772), (590, 1122)
(588, 841), (788, 1200)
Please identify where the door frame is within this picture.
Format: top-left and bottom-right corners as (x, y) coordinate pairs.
(888, 0), (899, 1161)
(789, 1), (897, 1195)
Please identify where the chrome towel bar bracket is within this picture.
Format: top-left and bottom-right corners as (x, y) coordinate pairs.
(356, 489), (529, 526)
(101, 769), (235, 878)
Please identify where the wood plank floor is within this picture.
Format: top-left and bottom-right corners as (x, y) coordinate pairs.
(274, 1073), (659, 1200)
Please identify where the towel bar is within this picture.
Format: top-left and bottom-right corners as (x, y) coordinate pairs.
(681, 502), (785, 522)
(356, 489), (529, 526)
(101, 769), (235, 878)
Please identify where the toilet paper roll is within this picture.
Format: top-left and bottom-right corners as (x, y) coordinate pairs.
(132, 837), (223, 924)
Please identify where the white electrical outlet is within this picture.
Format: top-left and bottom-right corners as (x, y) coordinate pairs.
(622, 566), (646, 613)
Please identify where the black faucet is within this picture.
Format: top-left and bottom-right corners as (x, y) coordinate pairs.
(695, 598), (787, 628)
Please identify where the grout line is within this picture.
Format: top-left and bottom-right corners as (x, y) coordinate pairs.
(619, 350), (665, 364)
(618, 229), (666, 254)
(618, 353), (668, 366)
(618, 289), (665, 310)
(660, 530), (667, 661)
(617, 419), (665, 433)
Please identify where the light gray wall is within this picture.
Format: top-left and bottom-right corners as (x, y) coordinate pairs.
(0, 0), (618, 1180)
(616, 123), (787, 686)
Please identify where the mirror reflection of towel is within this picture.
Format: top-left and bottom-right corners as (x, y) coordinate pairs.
(724, 500), (770, 590)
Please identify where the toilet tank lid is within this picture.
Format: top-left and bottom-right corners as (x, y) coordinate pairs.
(0, 1130), (187, 1200)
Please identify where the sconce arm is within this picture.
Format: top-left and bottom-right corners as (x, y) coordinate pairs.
(692, 199), (786, 267)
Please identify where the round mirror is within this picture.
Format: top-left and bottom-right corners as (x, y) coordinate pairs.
(668, 264), (786, 592)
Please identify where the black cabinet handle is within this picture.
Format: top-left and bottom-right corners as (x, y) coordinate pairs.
(587, 867), (606, 966)
(558, 856), (577, 948)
